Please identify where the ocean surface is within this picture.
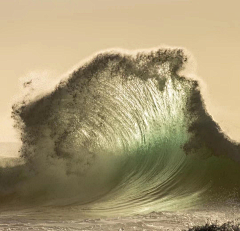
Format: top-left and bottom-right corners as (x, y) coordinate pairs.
(1, 47), (240, 230)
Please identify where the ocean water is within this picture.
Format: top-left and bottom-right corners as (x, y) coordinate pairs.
(1, 47), (240, 230)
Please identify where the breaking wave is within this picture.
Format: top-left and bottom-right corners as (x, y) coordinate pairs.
(1, 47), (240, 216)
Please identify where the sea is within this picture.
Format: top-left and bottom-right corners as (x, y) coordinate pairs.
(0, 47), (240, 230)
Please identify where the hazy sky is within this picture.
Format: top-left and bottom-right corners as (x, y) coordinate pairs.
(0, 0), (240, 142)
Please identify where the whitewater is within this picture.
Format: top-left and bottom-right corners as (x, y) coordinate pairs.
(1, 47), (240, 230)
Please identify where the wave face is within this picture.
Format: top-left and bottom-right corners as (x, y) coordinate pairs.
(4, 47), (240, 216)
